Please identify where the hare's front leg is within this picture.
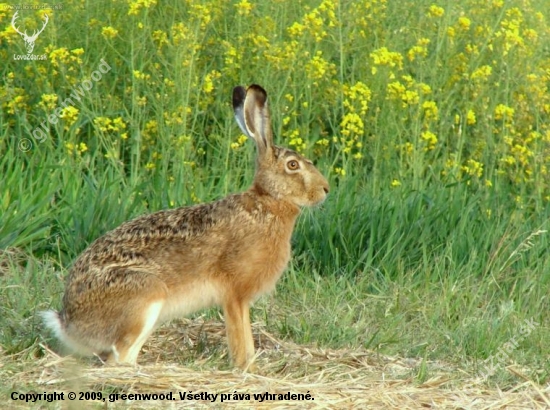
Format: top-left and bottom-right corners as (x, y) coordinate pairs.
(223, 297), (255, 370)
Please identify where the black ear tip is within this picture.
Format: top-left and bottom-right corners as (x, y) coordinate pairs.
(247, 84), (268, 105)
(248, 84), (267, 94)
(232, 86), (246, 109)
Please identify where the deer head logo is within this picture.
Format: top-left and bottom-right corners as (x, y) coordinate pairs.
(11, 11), (49, 54)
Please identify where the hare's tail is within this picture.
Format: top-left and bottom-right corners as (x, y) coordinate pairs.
(40, 310), (89, 355)
(40, 310), (65, 341)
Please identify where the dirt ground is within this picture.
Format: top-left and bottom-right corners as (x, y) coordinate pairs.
(3, 318), (549, 409)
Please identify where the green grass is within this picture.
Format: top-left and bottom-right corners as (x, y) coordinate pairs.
(1, 0), (549, 392)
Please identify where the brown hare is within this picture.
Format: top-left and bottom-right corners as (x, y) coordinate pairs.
(41, 84), (329, 370)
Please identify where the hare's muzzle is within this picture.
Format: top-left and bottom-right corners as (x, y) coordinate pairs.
(313, 178), (330, 205)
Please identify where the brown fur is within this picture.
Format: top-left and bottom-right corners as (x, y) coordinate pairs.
(41, 84), (329, 370)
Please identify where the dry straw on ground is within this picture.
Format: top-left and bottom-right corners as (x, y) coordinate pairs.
(2, 318), (549, 409)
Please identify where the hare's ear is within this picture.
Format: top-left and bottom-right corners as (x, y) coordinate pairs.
(232, 84), (273, 155)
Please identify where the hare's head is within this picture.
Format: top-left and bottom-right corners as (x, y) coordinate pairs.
(233, 85), (329, 207)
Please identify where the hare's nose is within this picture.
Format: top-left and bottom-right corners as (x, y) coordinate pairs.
(323, 186), (329, 195)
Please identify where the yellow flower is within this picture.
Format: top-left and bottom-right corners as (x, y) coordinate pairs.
(494, 104), (514, 121)
(202, 70), (221, 94)
(285, 129), (306, 152)
(223, 44), (240, 69)
(422, 101), (439, 121)
(340, 112), (364, 137)
(94, 117), (111, 132)
(128, 0), (157, 16)
(101, 26), (119, 39)
(391, 179), (402, 187)
(305, 51), (335, 81)
(64, 141), (87, 156)
(466, 110), (476, 125)
(343, 81), (371, 115)
(49, 47), (71, 68)
(387, 80), (421, 107)
(334, 167), (346, 176)
(133, 70), (151, 80)
(71, 48), (85, 56)
(191, 4), (214, 30)
(398, 142), (414, 155)
(427, 5), (445, 18)
(288, 22), (305, 38)
(39, 94), (58, 111)
(143, 119), (158, 141)
(152, 30), (168, 47)
(407, 38), (430, 61)
(231, 134), (248, 150)
(387, 81), (406, 98)
(113, 117), (127, 131)
(403, 90), (419, 106)
(370, 47), (403, 69)
(235, 0), (253, 16)
(471, 65), (492, 81)
(458, 17), (471, 31)
(421, 131), (438, 151)
(418, 83), (432, 95)
(447, 27), (456, 38)
(94, 116), (127, 133)
(523, 28), (537, 42)
(462, 159), (483, 178)
(60, 106), (79, 128)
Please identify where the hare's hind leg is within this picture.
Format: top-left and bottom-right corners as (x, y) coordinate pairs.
(107, 300), (164, 364)
(93, 270), (167, 365)
(223, 297), (255, 370)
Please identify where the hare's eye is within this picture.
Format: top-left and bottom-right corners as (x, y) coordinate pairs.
(287, 160), (300, 171)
